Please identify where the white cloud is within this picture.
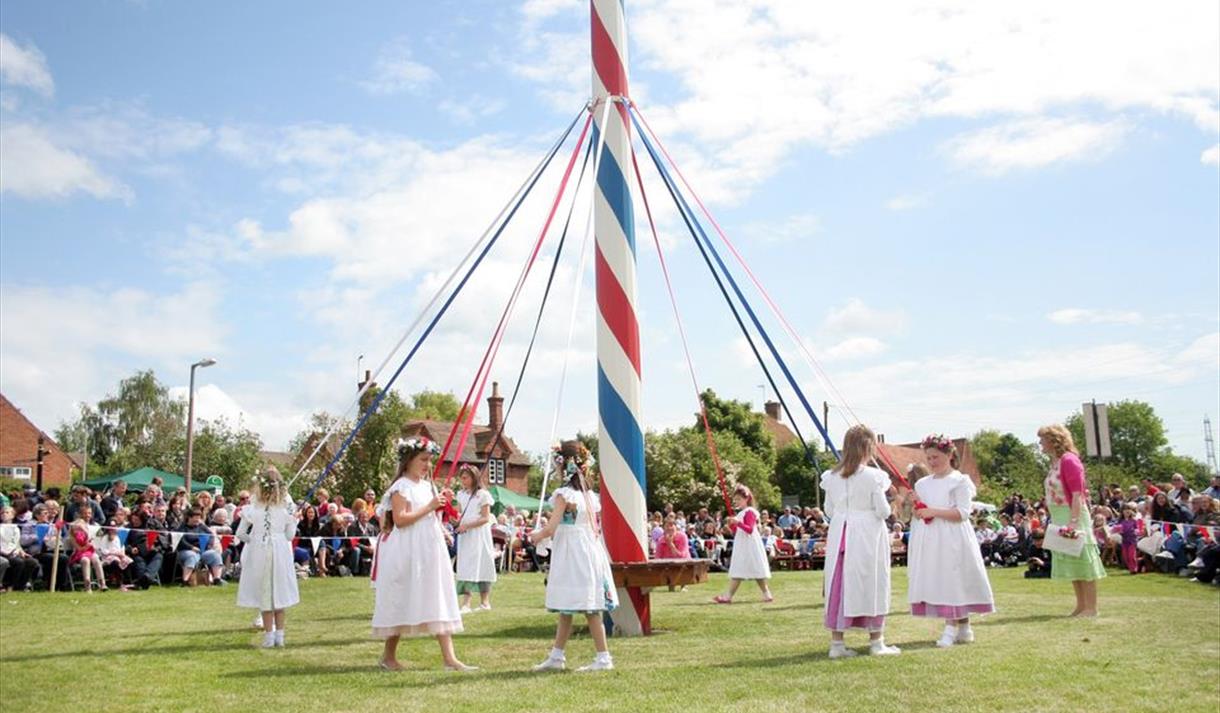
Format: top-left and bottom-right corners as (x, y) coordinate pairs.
(823, 298), (908, 336)
(943, 118), (1127, 174)
(739, 212), (821, 244)
(1203, 143), (1220, 166)
(1047, 308), (1144, 325)
(438, 96), (507, 125)
(514, 1), (1219, 196)
(823, 336), (889, 361)
(0, 33), (54, 97)
(360, 39), (438, 95)
(885, 193), (927, 211)
(0, 123), (131, 200)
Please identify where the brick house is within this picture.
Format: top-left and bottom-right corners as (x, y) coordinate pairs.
(876, 436), (981, 484)
(400, 382), (533, 494)
(0, 393), (81, 490)
(761, 400), (798, 449)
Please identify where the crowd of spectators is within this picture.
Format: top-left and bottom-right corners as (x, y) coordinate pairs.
(3, 472), (1218, 593)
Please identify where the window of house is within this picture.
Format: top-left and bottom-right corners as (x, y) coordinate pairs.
(0, 466), (32, 480)
(488, 459), (505, 486)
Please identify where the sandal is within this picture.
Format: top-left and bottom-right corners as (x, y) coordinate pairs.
(712, 595), (732, 604)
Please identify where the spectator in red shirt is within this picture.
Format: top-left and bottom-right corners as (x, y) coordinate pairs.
(1141, 478), (1161, 497)
(654, 517), (689, 560)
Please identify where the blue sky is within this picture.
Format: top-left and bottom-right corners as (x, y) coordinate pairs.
(2, 1), (1217, 467)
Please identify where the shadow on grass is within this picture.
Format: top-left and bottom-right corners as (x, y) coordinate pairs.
(976, 613), (1062, 626)
(460, 623), (568, 640)
(3, 637), (360, 663)
(222, 664), (544, 686)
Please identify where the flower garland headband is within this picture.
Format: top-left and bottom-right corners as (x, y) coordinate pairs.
(397, 436), (443, 462)
(551, 441), (594, 469)
(920, 434), (955, 453)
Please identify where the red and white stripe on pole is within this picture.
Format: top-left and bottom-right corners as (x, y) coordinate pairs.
(591, 0), (650, 636)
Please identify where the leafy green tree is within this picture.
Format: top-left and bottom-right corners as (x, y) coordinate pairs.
(405, 390), (461, 421)
(773, 439), (827, 506)
(699, 389), (775, 463)
(188, 417), (264, 493)
(1066, 400), (1167, 471)
(645, 427), (778, 513)
(337, 387), (413, 501)
(970, 430), (1046, 500)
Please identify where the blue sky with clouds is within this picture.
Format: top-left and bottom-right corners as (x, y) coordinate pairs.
(2, 1), (1217, 466)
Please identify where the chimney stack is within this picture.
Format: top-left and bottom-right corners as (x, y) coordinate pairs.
(488, 381), (504, 434)
(764, 400), (781, 422)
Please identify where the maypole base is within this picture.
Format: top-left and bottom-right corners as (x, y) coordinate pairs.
(607, 559), (712, 636)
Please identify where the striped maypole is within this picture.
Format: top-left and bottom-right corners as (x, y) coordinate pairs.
(591, 0), (649, 635)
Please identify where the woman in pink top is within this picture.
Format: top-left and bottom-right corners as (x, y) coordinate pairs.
(1038, 424), (1105, 617)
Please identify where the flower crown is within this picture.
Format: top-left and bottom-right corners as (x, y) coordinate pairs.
(920, 434), (955, 453)
(397, 436), (442, 461)
(551, 441), (594, 468)
(253, 468), (281, 491)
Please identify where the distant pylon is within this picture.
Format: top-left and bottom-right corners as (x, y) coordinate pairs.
(1205, 415), (1218, 474)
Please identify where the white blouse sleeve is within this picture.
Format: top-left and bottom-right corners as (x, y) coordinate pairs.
(236, 511), (254, 543)
(480, 490), (494, 511)
(870, 469), (892, 520)
(950, 474), (976, 520)
(819, 471), (836, 519)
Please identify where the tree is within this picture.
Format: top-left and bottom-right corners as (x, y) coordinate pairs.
(645, 427), (779, 513)
(1066, 400), (1167, 472)
(188, 417), (264, 493)
(405, 390), (461, 421)
(699, 389), (775, 464)
(773, 440), (827, 506)
(338, 387), (413, 502)
(970, 430), (1046, 502)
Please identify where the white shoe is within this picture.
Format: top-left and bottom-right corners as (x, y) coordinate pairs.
(869, 641), (901, 656)
(532, 656), (566, 672)
(444, 662), (479, 672)
(459, 605), (473, 614)
(576, 656), (614, 672)
(478, 603), (492, 611)
(936, 625), (957, 648)
(274, 630), (285, 647)
(828, 645), (858, 659)
(1188, 557), (1204, 569)
(260, 633), (276, 649)
(956, 626), (974, 644)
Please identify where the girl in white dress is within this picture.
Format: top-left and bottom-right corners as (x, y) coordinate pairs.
(712, 484), (773, 604)
(907, 435), (995, 648)
(371, 438), (473, 672)
(235, 466), (300, 648)
(820, 424), (901, 658)
(454, 465), (497, 613)
(528, 442), (618, 673)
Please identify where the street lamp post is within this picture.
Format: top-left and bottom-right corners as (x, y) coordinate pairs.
(184, 358), (217, 495)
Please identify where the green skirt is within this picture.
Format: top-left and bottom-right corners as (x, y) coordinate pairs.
(1048, 504), (1107, 582)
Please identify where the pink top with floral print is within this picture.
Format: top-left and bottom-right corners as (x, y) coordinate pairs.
(1045, 452), (1086, 506)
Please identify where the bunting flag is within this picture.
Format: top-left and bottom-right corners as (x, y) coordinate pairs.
(146, 531), (159, 549)
(1199, 527), (1213, 543)
(329, 537), (341, 551)
(220, 535), (233, 550)
(117, 528), (130, 546)
(292, 537), (300, 549)
(198, 533), (212, 551)
(1177, 524), (1188, 537)
(169, 532), (184, 550)
(309, 537), (322, 554)
(348, 537), (359, 548)
(1163, 522), (1175, 536)
(86, 523), (101, 539)
(34, 523), (50, 544)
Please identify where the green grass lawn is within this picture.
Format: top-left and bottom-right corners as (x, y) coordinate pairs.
(2, 568), (1217, 713)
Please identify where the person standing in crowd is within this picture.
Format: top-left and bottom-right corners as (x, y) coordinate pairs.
(820, 424), (900, 658)
(1038, 424), (1105, 617)
(713, 484), (774, 604)
(101, 480), (128, 520)
(1111, 505), (1141, 574)
(528, 442), (618, 673)
(907, 435), (995, 649)
(454, 465), (497, 614)
(371, 438), (472, 672)
(236, 466), (300, 648)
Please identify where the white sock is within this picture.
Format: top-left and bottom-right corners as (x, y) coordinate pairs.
(594, 651), (612, 663)
(550, 647), (566, 661)
(274, 630), (285, 644)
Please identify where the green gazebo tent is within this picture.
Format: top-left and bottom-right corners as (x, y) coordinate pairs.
(80, 466), (220, 494)
(487, 485), (550, 515)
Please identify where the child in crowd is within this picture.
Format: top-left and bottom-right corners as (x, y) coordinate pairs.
(528, 441), (618, 672)
(69, 517), (106, 592)
(1111, 505), (1142, 574)
(454, 465), (497, 613)
(236, 466), (300, 648)
(371, 438), (472, 672)
(907, 435), (995, 648)
(96, 520), (134, 590)
(820, 424), (900, 658)
(713, 484), (774, 604)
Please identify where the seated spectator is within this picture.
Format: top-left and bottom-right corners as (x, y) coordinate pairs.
(194, 491), (215, 519)
(1093, 514), (1119, 566)
(1, 505), (41, 591)
(317, 516), (350, 577)
(1024, 530), (1051, 578)
(69, 516), (106, 592)
(22, 503), (67, 590)
(294, 505), (321, 570)
(1150, 492), (1184, 523)
(101, 480), (128, 520)
(1192, 496), (1220, 526)
(777, 507), (801, 538)
(65, 486), (104, 525)
(345, 507), (379, 576)
(178, 508), (224, 586)
(655, 517), (690, 560)
(96, 520), (134, 589)
(126, 509), (164, 589)
(697, 521), (727, 569)
(890, 521), (906, 549)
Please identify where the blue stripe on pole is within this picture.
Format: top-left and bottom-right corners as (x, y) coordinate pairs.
(591, 123), (637, 256)
(597, 365), (645, 490)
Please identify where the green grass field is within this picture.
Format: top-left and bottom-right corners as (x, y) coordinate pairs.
(2, 568), (1217, 713)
